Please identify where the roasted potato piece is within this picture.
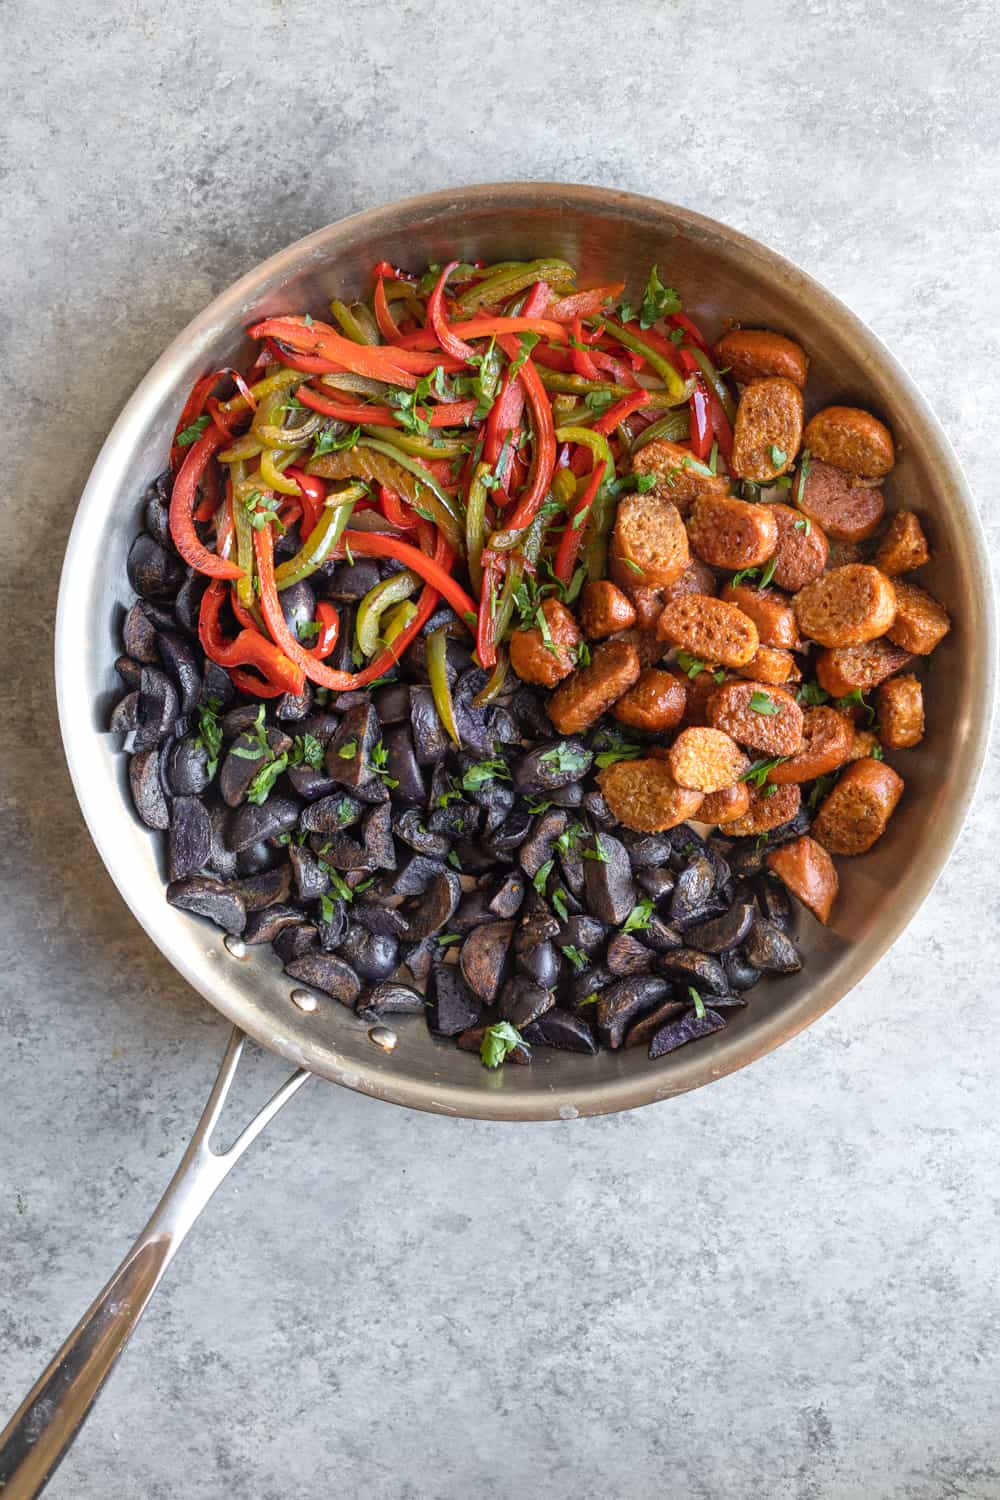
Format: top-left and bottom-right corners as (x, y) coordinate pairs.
(877, 673), (925, 748)
(797, 459), (885, 542)
(873, 511), (931, 576)
(724, 782), (802, 837)
(793, 565), (897, 647)
(886, 579), (951, 655)
(766, 706), (854, 784)
(713, 329), (809, 387)
(579, 580), (636, 640)
(596, 758), (704, 833)
(546, 639), (641, 736)
(687, 494), (778, 571)
(812, 757), (904, 854)
(706, 679), (805, 757)
(730, 377), (804, 481)
(630, 436), (729, 516)
(768, 502), (830, 591)
(611, 491), (689, 587)
(814, 640), (916, 698)
(667, 727), (750, 793)
(766, 836), (839, 924)
(612, 669), (687, 733)
(656, 594), (759, 668)
(509, 597), (580, 687)
(802, 405), (895, 477)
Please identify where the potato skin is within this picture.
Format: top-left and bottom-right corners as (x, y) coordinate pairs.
(724, 782), (801, 837)
(667, 727), (750, 793)
(766, 836), (839, 924)
(768, 502), (830, 591)
(546, 639), (641, 735)
(797, 460), (885, 542)
(707, 679), (805, 756)
(699, 782), (752, 825)
(814, 640), (916, 698)
(812, 757), (904, 854)
(687, 494), (778, 570)
(596, 758), (704, 833)
(886, 580), (951, 655)
(730, 377), (804, 481)
(766, 706), (854, 783)
(714, 329), (809, 387)
(874, 511), (931, 576)
(877, 673), (925, 748)
(803, 405), (895, 477)
(579, 580), (636, 640)
(612, 491), (690, 587)
(612, 668), (687, 733)
(656, 594), (760, 668)
(719, 583), (800, 648)
(793, 565), (897, 648)
(630, 437), (729, 517)
(509, 597), (580, 687)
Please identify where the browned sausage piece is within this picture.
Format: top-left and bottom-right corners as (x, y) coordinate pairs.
(608, 626), (663, 668)
(812, 757), (904, 854)
(546, 639), (641, 736)
(845, 727), (880, 761)
(621, 583), (664, 632)
(579, 580), (636, 640)
(767, 706), (854, 784)
(713, 329), (809, 387)
(735, 646), (800, 686)
(656, 594), (760, 667)
(797, 459), (885, 541)
(793, 565), (897, 647)
(707, 679), (804, 756)
(768, 502), (830, 591)
(873, 511), (931, 576)
(630, 437), (729, 518)
(719, 582), (800, 648)
(730, 378), (804, 481)
(802, 406), (895, 478)
(886, 579), (951, 655)
(687, 494), (778, 571)
(596, 758), (704, 833)
(825, 537), (869, 570)
(679, 667), (727, 727)
(877, 673), (925, 748)
(612, 668), (687, 733)
(699, 782), (752, 825)
(612, 491), (689, 587)
(668, 727), (750, 793)
(814, 640), (916, 698)
(509, 597), (580, 688)
(766, 836), (839, 924)
(724, 782), (802, 837)
(659, 558), (718, 603)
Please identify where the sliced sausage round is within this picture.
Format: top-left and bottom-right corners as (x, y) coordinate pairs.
(766, 836), (839, 924)
(724, 783), (801, 837)
(656, 594), (759, 668)
(796, 460), (885, 543)
(793, 565), (897, 647)
(509, 597), (580, 688)
(579, 580), (636, 639)
(873, 511), (930, 576)
(629, 436), (729, 516)
(698, 782), (752, 825)
(707, 680), (805, 757)
(612, 491), (690, 587)
(811, 757), (904, 854)
(719, 582), (800, 648)
(612, 668), (687, 733)
(814, 640), (916, 698)
(768, 502), (830, 591)
(658, 558), (718, 604)
(596, 758), (704, 833)
(667, 727), (750, 793)
(734, 646), (799, 686)
(687, 494), (778, 571)
(885, 580), (951, 655)
(803, 405), (895, 477)
(876, 673), (925, 748)
(546, 640), (641, 735)
(713, 329), (809, 387)
(766, 706), (854, 783)
(730, 377), (804, 481)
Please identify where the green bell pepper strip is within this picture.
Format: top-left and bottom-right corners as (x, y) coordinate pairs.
(259, 444), (308, 495)
(488, 499), (553, 648)
(453, 258), (576, 316)
(308, 439), (465, 555)
(688, 346), (737, 425)
(552, 425), (615, 483)
(426, 626), (461, 745)
(600, 320), (691, 402)
(231, 465), (256, 608)
(318, 372), (392, 398)
(273, 486), (364, 589)
(218, 366), (302, 417)
(629, 409), (691, 454)
(355, 570), (422, 659)
(382, 599), (418, 647)
(329, 298), (379, 345)
(217, 432), (265, 464)
(472, 644), (509, 707)
(536, 368), (681, 410)
(552, 467), (579, 508)
(465, 460), (491, 594)
(360, 424), (468, 460)
(582, 480), (616, 581)
(251, 387), (324, 451)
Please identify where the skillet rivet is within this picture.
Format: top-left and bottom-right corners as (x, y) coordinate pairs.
(223, 935), (247, 959)
(368, 1025), (398, 1052)
(290, 988), (319, 1013)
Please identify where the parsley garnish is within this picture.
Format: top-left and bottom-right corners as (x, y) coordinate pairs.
(795, 447), (811, 506)
(176, 414), (210, 447)
(303, 313), (314, 327)
(769, 444), (787, 467)
(533, 859), (554, 895)
(794, 515), (812, 534)
(741, 756), (787, 787)
(581, 836), (609, 863)
(297, 619), (322, 641)
(807, 771), (839, 809)
(583, 390), (615, 415)
(290, 732), (324, 770)
(194, 698), (223, 778)
(578, 992), (599, 1008)
(620, 557), (644, 576)
(676, 650), (725, 684)
(575, 639), (591, 668)
(241, 488), (285, 534)
(246, 754), (289, 805)
(371, 740), (399, 788)
(797, 681), (829, 707)
(461, 758), (510, 792)
(551, 888), (569, 921)
(447, 850), (462, 871)
(508, 332), (540, 379)
(480, 1021), (527, 1070)
(337, 739), (358, 759)
(525, 796), (554, 815)
(437, 933), (461, 946)
(834, 689), (877, 724)
(688, 986), (706, 1019)
(539, 743), (590, 775)
(230, 705), (270, 759)
(561, 945), (588, 971)
(749, 691), (780, 716)
(313, 423), (360, 457)
(638, 265), (681, 329)
(871, 742), (885, 761)
(622, 900), (654, 934)
(594, 730), (642, 769)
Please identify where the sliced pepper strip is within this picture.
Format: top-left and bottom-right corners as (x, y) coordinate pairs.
(395, 315), (570, 351)
(248, 317), (421, 387)
(548, 283), (625, 321)
(373, 276), (403, 342)
(570, 315), (600, 380)
(600, 320), (689, 401)
(497, 337), (556, 532)
(295, 383), (477, 429)
(229, 668), (287, 699)
(169, 424), (244, 579)
(553, 462), (604, 583)
(198, 580), (303, 693)
(305, 602), (340, 660)
(427, 261), (478, 362)
(591, 390), (652, 435)
(283, 465), (326, 535)
(426, 626), (461, 745)
(378, 483), (419, 530)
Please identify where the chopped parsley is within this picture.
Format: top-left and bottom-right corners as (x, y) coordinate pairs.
(676, 650), (726, 684)
(176, 414), (210, 447)
(297, 619), (323, 641)
(371, 740), (399, 788)
(561, 945), (588, 971)
(797, 681), (829, 707)
(749, 691), (780, 716)
(795, 447), (811, 505)
(807, 771), (839, 809)
(551, 887), (569, 921)
(241, 488), (285, 534)
(769, 444), (787, 467)
(461, 758), (510, 792)
(622, 899), (655, 934)
(313, 423), (361, 458)
(480, 1021), (527, 1070)
(437, 933), (462, 946)
(539, 743), (590, 776)
(532, 858), (554, 894)
(337, 738), (358, 759)
(794, 515), (812, 534)
(834, 688), (877, 724)
(741, 756), (787, 787)
(246, 754), (289, 805)
(508, 332), (541, 380)
(230, 705), (270, 759)
(578, 992), (599, 1008)
(194, 698), (223, 778)
(290, 732), (324, 770)
(688, 986), (706, 1019)
(638, 265), (681, 328)
(581, 836), (609, 863)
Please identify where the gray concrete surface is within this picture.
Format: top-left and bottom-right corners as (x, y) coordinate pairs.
(2, 1), (999, 1496)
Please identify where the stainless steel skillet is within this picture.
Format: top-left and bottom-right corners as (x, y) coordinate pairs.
(1, 183), (993, 1497)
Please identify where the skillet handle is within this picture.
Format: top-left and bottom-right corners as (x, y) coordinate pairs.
(0, 1027), (312, 1499)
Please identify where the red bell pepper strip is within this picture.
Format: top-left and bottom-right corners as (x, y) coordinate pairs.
(673, 345), (733, 461)
(373, 276), (403, 342)
(527, 344), (574, 373)
(295, 384), (477, 429)
(591, 390), (651, 435)
(475, 552), (504, 671)
(427, 261), (478, 363)
(394, 315), (570, 351)
(170, 368), (258, 470)
(497, 338), (557, 532)
(248, 317), (422, 387)
(521, 281), (552, 318)
(229, 668), (287, 698)
(379, 483), (419, 530)
(337, 531), (476, 620)
(589, 349), (639, 387)
(548, 283), (625, 322)
(553, 461), (604, 583)
(170, 424), (244, 579)
(570, 315), (600, 380)
(198, 580), (304, 694)
(371, 259), (416, 284)
(687, 378), (712, 461)
(483, 372), (525, 471)
(305, 601), (340, 659)
(283, 466), (325, 534)
(667, 312), (713, 358)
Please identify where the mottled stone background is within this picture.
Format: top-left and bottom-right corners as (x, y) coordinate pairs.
(2, 2), (998, 1496)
